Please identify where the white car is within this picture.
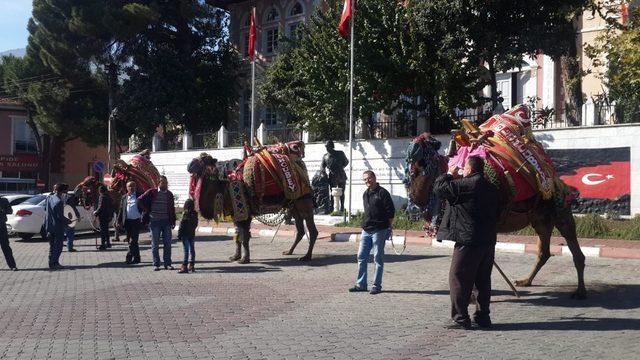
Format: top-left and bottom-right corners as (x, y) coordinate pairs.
(5, 193), (98, 241)
(2, 194), (35, 207)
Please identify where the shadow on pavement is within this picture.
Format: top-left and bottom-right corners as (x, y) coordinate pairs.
(385, 289), (530, 296)
(257, 254), (446, 267)
(498, 283), (640, 310)
(491, 317), (640, 331)
(196, 265), (281, 273)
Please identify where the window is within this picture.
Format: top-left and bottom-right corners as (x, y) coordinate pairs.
(288, 22), (301, 38)
(13, 118), (37, 154)
(264, 7), (280, 23)
(265, 27), (279, 54)
(242, 92), (251, 127)
(289, 2), (304, 17)
(264, 107), (278, 126)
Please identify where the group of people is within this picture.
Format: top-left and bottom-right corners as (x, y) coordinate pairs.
(350, 156), (499, 329)
(3, 156), (499, 329)
(0, 175), (200, 274)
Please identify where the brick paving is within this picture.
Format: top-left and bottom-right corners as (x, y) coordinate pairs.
(1, 231), (639, 359)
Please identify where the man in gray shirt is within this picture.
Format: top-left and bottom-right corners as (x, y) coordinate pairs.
(138, 176), (176, 271)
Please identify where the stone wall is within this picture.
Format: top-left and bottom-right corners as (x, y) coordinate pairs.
(122, 123), (640, 216)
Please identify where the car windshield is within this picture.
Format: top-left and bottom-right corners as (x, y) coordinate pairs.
(22, 194), (47, 205)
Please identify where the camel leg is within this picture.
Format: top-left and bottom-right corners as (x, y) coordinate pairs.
(228, 233), (241, 262)
(299, 215), (319, 262)
(238, 226), (251, 264)
(283, 212), (305, 256)
(555, 212), (586, 299)
(515, 218), (553, 287)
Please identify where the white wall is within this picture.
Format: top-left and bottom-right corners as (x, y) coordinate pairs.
(122, 124), (640, 216)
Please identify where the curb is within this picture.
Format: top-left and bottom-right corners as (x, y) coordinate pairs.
(194, 225), (640, 260)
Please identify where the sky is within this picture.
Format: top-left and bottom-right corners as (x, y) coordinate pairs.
(0, 0), (32, 53)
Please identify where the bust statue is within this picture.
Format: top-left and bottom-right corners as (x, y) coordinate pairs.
(320, 140), (349, 213)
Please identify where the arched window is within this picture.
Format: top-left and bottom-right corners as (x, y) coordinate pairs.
(289, 2), (304, 17)
(264, 7), (280, 23)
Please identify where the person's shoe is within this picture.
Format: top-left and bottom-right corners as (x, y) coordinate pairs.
(49, 264), (65, 271)
(473, 315), (492, 328)
(68, 248), (77, 252)
(369, 288), (382, 295)
(11, 267), (18, 271)
(443, 319), (472, 330)
(132, 259), (141, 264)
(178, 264), (189, 274)
(97, 246), (106, 251)
(348, 286), (368, 293)
(153, 266), (161, 271)
(165, 265), (175, 271)
(106, 243), (112, 248)
(188, 262), (195, 273)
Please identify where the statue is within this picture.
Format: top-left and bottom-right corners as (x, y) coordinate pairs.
(320, 140), (349, 213)
(311, 170), (331, 215)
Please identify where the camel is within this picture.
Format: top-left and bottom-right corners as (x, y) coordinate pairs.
(405, 106), (586, 299)
(188, 142), (319, 264)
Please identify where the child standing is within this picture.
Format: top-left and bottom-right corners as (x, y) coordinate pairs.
(178, 199), (199, 273)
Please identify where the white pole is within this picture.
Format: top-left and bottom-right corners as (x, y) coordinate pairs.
(250, 7), (257, 141)
(346, 0), (355, 222)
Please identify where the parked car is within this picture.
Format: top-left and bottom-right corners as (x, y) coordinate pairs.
(5, 193), (98, 241)
(1, 194), (34, 207)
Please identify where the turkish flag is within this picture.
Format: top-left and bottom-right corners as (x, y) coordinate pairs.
(560, 161), (630, 200)
(338, 0), (352, 38)
(248, 8), (256, 61)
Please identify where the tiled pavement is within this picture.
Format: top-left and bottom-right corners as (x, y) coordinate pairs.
(1, 232), (639, 359)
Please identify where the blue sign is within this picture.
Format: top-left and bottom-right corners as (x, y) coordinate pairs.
(93, 160), (105, 173)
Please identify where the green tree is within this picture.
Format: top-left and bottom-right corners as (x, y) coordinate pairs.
(412, 0), (589, 111)
(119, 1), (238, 138)
(260, 0), (482, 138)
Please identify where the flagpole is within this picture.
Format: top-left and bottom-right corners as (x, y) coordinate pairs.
(346, 0), (355, 222)
(250, 7), (257, 141)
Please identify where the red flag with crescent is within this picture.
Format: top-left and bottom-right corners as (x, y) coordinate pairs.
(248, 8), (256, 61)
(338, 0), (352, 38)
(560, 162), (630, 200)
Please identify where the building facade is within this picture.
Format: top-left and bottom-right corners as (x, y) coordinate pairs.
(0, 99), (109, 194)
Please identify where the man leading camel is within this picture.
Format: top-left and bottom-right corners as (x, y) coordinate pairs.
(434, 156), (500, 329)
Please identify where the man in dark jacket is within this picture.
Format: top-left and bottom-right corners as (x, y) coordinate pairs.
(117, 181), (142, 264)
(0, 195), (18, 271)
(94, 185), (113, 250)
(349, 170), (395, 295)
(434, 156), (500, 329)
(45, 183), (71, 269)
(137, 176), (176, 271)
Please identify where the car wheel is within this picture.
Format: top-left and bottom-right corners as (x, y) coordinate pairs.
(17, 233), (34, 241)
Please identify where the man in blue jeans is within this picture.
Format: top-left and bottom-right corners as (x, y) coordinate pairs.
(349, 170), (395, 295)
(138, 176), (176, 271)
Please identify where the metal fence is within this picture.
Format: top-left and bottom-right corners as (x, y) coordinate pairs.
(263, 127), (303, 144)
(191, 132), (218, 149)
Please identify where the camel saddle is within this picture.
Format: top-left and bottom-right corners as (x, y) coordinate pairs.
(112, 153), (161, 194)
(238, 146), (311, 205)
(450, 105), (567, 203)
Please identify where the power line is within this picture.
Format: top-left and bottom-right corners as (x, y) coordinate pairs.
(0, 88), (101, 101)
(0, 75), (64, 92)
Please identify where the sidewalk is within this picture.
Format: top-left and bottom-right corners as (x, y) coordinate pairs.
(196, 221), (640, 260)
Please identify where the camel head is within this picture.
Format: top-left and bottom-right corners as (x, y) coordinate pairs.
(405, 133), (446, 237)
(109, 159), (130, 194)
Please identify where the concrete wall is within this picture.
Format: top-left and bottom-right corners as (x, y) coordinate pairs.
(122, 124), (640, 216)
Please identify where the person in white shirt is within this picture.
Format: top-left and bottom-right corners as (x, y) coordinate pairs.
(117, 181), (142, 264)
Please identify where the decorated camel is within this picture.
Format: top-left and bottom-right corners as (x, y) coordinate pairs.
(188, 140), (318, 264)
(405, 105), (587, 299)
(75, 150), (162, 230)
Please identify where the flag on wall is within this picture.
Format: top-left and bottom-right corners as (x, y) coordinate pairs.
(248, 8), (256, 61)
(338, 0), (352, 38)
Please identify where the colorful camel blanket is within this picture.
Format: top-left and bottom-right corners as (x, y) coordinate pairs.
(450, 105), (565, 203)
(243, 148), (310, 202)
(113, 154), (161, 194)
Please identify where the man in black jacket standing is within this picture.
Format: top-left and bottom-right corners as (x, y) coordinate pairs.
(434, 156), (500, 329)
(94, 185), (113, 251)
(349, 170), (395, 295)
(0, 195), (18, 271)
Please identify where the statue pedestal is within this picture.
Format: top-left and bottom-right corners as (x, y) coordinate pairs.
(331, 187), (344, 214)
